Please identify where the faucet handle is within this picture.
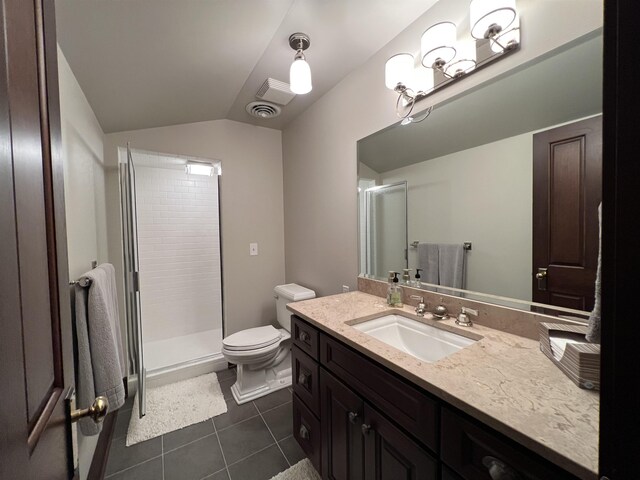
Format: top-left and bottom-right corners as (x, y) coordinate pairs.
(410, 295), (426, 317)
(461, 306), (478, 316)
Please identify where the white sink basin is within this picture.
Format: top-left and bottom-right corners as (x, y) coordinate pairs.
(353, 314), (476, 363)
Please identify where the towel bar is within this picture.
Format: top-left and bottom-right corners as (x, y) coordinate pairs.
(410, 241), (472, 251)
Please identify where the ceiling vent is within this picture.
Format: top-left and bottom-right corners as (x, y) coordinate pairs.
(255, 78), (296, 106)
(246, 101), (281, 119)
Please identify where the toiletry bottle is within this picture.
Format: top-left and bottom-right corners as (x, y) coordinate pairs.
(414, 268), (423, 287)
(386, 271), (395, 305)
(402, 268), (412, 285)
(390, 272), (404, 307)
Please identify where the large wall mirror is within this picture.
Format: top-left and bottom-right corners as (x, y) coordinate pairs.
(358, 29), (602, 319)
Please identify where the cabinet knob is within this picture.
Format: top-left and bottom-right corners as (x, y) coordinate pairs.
(299, 424), (310, 440)
(482, 456), (522, 480)
(348, 411), (359, 424)
(361, 423), (372, 435)
(298, 372), (309, 386)
(299, 331), (310, 342)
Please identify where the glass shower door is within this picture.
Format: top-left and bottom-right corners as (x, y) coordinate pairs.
(364, 181), (408, 279)
(119, 144), (146, 418)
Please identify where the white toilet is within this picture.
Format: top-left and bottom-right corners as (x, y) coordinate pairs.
(222, 283), (316, 404)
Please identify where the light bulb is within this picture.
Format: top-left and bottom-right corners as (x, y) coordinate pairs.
(290, 55), (312, 94)
(421, 22), (457, 68)
(470, 0), (517, 39)
(385, 54), (414, 90)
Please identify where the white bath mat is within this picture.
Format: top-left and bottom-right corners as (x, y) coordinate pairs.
(125, 372), (227, 446)
(269, 459), (321, 480)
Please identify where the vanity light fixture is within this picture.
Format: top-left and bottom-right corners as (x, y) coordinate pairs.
(185, 161), (214, 176)
(289, 33), (312, 95)
(384, 0), (519, 124)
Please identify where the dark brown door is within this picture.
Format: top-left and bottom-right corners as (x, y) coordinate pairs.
(0, 0), (75, 478)
(320, 369), (365, 480)
(362, 405), (437, 480)
(532, 115), (602, 311)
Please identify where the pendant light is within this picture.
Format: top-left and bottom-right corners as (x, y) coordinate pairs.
(289, 33), (312, 95)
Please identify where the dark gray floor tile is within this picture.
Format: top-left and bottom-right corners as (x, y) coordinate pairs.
(214, 399), (259, 431)
(253, 389), (292, 413)
(105, 457), (163, 480)
(164, 433), (225, 480)
(262, 402), (292, 441)
(227, 444), (289, 480)
(163, 419), (215, 452)
(105, 435), (162, 476)
(219, 377), (236, 401)
(278, 435), (306, 466)
(204, 469), (231, 480)
(217, 415), (275, 464)
(216, 367), (237, 382)
(112, 409), (131, 439)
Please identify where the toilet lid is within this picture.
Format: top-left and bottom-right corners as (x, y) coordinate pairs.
(223, 325), (282, 351)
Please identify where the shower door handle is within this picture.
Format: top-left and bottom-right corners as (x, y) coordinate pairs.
(132, 271), (140, 292)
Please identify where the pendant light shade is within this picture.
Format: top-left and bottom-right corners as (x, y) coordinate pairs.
(470, 0), (517, 39)
(385, 53), (414, 90)
(421, 22), (457, 68)
(290, 56), (312, 94)
(288, 33), (312, 95)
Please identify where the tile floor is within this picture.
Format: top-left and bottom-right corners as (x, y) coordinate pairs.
(105, 368), (306, 480)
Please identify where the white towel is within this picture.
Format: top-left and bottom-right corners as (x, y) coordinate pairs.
(586, 203), (602, 343)
(438, 244), (466, 290)
(75, 263), (125, 435)
(417, 243), (439, 285)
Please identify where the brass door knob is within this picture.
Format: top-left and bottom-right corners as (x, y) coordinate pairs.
(71, 396), (109, 424)
(535, 270), (547, 279)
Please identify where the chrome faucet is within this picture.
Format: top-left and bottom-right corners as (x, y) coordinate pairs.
(410, 295), (426, 317)
(456, 306), (478, 327)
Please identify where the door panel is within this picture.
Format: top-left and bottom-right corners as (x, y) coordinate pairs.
(320, 369), (365, 480)
(363, 405), (437, 480)
(0, 0), (74, 477)
(533, 116), (602, 311)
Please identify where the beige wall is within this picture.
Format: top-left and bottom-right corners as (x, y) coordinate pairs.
(282, 0), (603, 297)
(58, 46), (107, 480)
(104, 120), (285, 336)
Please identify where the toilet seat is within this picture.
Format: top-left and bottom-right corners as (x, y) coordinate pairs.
(223, 325), (281, 351)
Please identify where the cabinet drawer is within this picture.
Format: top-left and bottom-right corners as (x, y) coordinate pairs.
(292, 315), (319, 360)
(320, 334), (439, 452)
(292, 345), (320, 415)
(293, 393), (322, 474)
(441, 407), (578, 480)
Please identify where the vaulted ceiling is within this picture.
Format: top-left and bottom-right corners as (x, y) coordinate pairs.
(55, 0), (438, 133)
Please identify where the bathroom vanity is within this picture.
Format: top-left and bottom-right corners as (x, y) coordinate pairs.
(288, 292), (598, 480)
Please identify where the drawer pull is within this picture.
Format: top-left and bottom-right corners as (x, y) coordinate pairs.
(299, 331), (310, 342)
(361, 423), (372, 435)
(482, 456), (522, 480)
(299, 424), (310, 440)
(298, 372), (310, 386)
(348, 411), (359, 424)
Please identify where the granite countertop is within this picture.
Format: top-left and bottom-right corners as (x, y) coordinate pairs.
(287, 291), (599, 480)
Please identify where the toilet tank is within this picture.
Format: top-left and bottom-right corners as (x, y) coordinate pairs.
(274, 283), (316, 331)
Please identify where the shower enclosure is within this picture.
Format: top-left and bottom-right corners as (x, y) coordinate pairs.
(119, 146), (224, 417)
(360, 181), (408, 279)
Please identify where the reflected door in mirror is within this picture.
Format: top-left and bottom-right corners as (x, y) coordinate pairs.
(532, 116), (602, 310)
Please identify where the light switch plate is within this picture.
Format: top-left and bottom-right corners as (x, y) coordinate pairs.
(249, 243), (258, 256)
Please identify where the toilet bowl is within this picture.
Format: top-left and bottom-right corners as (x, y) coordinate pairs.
(221, 283), (315, 404)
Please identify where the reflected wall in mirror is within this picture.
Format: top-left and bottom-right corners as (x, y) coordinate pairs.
(358, 30), (603, 317)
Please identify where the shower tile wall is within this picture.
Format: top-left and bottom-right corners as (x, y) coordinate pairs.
(135, 164), (222, 344)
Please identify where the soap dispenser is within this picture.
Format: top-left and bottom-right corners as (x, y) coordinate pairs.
(413, 268), (423, 287)
(389, 272), (404, 307)
(386, 271), (395, 305)
(402, 268), (412, 285)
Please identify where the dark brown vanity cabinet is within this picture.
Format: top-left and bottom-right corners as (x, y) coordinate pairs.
(291, 315), (580, 480)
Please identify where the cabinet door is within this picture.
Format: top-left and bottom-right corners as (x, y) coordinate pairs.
(320, 369), (365, 480)
(363, 405), (438, 480)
